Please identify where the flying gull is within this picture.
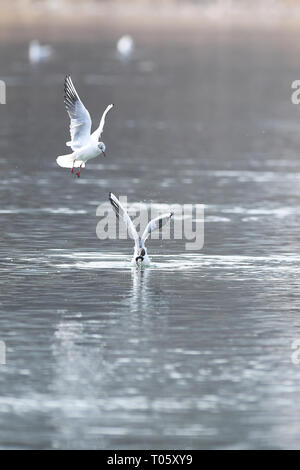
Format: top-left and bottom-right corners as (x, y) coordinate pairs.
(56, 75), (114, 177)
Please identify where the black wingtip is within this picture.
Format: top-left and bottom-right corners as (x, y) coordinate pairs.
(109, 193), (120, 219)
(109, 192), (115, 205)
(64, 75), (72, 89)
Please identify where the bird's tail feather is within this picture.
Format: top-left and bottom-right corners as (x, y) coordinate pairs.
(56, 154), (85, 168)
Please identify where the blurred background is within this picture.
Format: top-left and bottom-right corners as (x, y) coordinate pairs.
(2, 0), (300, 40)
(2, 0), (300, 451)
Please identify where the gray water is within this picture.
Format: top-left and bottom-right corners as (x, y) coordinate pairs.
(1, 28), (300, 449)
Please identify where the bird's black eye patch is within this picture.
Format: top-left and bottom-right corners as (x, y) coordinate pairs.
(141, 249), (145, 257)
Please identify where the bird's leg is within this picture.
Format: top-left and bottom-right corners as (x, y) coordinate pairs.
(71, 160), (75, 174)
(76, 163), (83, 178)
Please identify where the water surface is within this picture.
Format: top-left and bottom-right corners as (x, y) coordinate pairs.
(1, 28), (300, 449)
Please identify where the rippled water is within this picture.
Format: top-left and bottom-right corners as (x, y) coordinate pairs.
(1, 28), (300, 449)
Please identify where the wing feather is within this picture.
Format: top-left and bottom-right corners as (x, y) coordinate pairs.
(91, 104), (114, 142)
(64, 75), (92, 150)
(141, 212), (173, 245)
(109, 192), (140, 248)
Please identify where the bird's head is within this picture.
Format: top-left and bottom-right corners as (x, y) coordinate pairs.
(135, 248), (146, 265)
(98, 142), (106, 157)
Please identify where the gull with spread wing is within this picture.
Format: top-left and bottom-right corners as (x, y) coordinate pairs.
(109, 192), (173, 267)
(56, 75), (114, 177)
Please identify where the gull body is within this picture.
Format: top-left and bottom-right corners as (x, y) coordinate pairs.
(56, 75), (114, 177)
(59, 139), (103, 169)
(109, 192), (173, 267)
(132, 244), (151, 267)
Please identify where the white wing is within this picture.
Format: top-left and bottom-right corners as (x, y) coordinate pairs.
(109, 192), (140, 248)
(141, 212), (173, 245)
(91, 104), (114, 142)
(64, 75), (92, 151)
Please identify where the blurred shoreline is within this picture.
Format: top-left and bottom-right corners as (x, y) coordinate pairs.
(2, 1), (300, 42)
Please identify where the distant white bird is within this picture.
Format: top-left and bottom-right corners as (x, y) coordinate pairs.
(117, 35), (134, 59)
(56, 75), (114, 177)
(109, 192), (173, 267)
(28, 40), (52, 64)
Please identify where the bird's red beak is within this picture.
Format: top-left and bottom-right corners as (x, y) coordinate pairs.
(102, 151), (106, 157)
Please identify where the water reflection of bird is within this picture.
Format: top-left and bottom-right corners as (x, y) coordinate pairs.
(129, 267), (151, 314)
(109, 192), (173, 267)
(28, 40), (52, 64)
(56, 75), (114, 177)
(132, 267), (149, 297)
(129, 268), (170, 326)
